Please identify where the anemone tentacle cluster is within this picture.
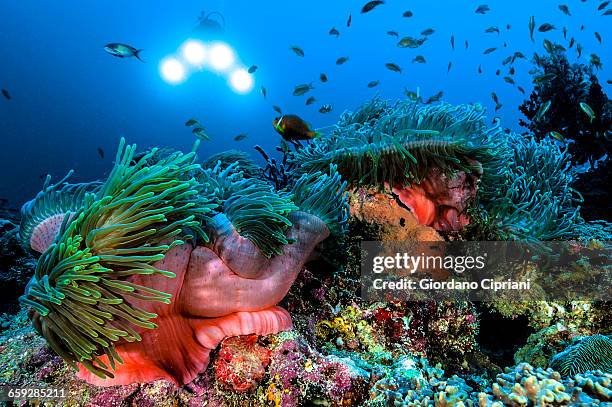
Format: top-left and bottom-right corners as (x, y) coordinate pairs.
(18, 137), (350, 385)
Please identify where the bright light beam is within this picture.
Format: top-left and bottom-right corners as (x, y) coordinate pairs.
(229, 68), (254, 93)
(181, 40), (206, 67)
(209, 42), (235, 72)
(160, 57), (186, 84)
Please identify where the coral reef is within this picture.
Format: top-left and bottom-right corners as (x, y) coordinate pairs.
(0, 219), (35, 313)
(550, 334), (612, 376)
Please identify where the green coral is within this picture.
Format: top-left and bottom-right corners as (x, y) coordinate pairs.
(550, 334), (612, 376)
(19, 172), (101, 250)
(18, 138), (218, 379)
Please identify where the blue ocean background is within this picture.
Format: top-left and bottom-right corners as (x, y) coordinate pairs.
(0, 0), (609, 208)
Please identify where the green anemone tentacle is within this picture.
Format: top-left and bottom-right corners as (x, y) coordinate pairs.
(201, 149), (261, 178)
(291, 164), (350, 235)
(201, 161), (297, 257)
(19, 138), (218, 379)
(290, 98), (504, 190)
(19, 173), (101, 250)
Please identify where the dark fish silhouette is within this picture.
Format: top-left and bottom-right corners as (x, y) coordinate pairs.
(594, 32), (602, 44)
(450, 35), (455, 50)
(274, 114), (319, 140)
(558, 4), (571, 15)
(290, 46), (305, 57)
(347, 13), (352, 27)
(233, 133), (248, 141)
(412, 55), (426, 64)
(529, 16), (536, 42)
(475, 4), (490, 14)
(361, 0), (384, 13)
(305, 96), (316, 105)
(385, 62), (402, 73)
(248, 65), (258, 73)
(598, 1), (610, 10)
(387, 31), (399, 37)
(97, 148), (105, 159)
(319, 104), (333, 114)
(320, 73), (328, 83)
(329, 27), (340, 37)
(483, 47), (497, 54)
(367, 80), (380, 88)
(538, 23), (555, 32)
(485, 26), (500, 34)
(336, 56), (349, 65)
(293, 83), (314, 96)
(273, 105), (282, 114)
(421, 28), (435, 36)
(1, 89), (10, 100)
(261, 86), (267, 99)
(447, 61), (452, 72)
(402, 10), (413, 17)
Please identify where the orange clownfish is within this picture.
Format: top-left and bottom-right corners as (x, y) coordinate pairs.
(273, 115), (320, 141)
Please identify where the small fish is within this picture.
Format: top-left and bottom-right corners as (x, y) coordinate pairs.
(104, 43), (144, 62)
(475, 4), (490, 14)
(491, 92), (500, 104)
(361, 0), (384, 13)
(421, 28), (435, 36)
(347, 13), (352, 27)
(509, 66), (516, 75)
(590, 53), (602, 69)
(447, 61), (452, 72)
(534, 73), (556, 83)
(248, 65), (258, 74)
(534, 100), (552, 122)
(397, 36), (426, 48)
(261, 86), (267, 99)
(290, 46), (305, 57)
(506, 24), (512, 30)
(367, 80), (380, 88)
(543, 39), (554, 53)
(319, 104), (333, 114)
(424, 91), (444, 104)
(503, 76), (515, 85)
(594, 32), (602, 44)
(607, 80), (612, 84)
(598, 1), (610, 10)
(233, 133), (248, 141)
(538, 23), (555, 32)
(502, 56), (513, 65)
(293, 83), (314, 96)
(192, 127), (210, 141)
(603, 9), (612, 15)
(450, 35), (455, 50)
(273, 105), (282, 114)
(465, 40), (469, 49)
(320, 73), (328, 83)
(580, 24), (585, 31)
(514, 51), (526, 59)
(549, 131), (565, 142)
(495, 69), (501, 76)
(305, 96), (316, 105)
(579, 102), (595, 122)
(273, 114), (319, 140)
(412, 55), (426, 64)
(577, 43), (583, 58)
(385, 62), (402, 73)
(97, 148), (105, 159)
(404, 88), (419, 101)
(569, 37), (575, 48)
(402, 10), (413, 17)
(387, 31), (399, 37)
(529, 16), (536, 42)
(336, 56), (349, 65)
(485, 26), (500, 34)
(185, 118), (199, 126)
(495, 103), (503, 112)
(483, 47), (497, 54)
(329, 27), (340, 37)
(478, 64), (483, 74)
(1, 89), (10, 100)
(558, 4), (571, 15)
(517, 86), (526, 94)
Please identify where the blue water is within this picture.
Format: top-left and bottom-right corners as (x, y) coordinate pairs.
(0, 0), (609, 207)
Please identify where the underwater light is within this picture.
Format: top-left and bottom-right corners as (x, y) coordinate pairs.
(181, 40), (207, 67)
(229, 68), (254, 93)
(160, 57), (186, 84)
(208, 42), (235, 71)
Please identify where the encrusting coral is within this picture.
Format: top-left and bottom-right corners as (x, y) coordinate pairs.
(17, 138), (350, 386)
